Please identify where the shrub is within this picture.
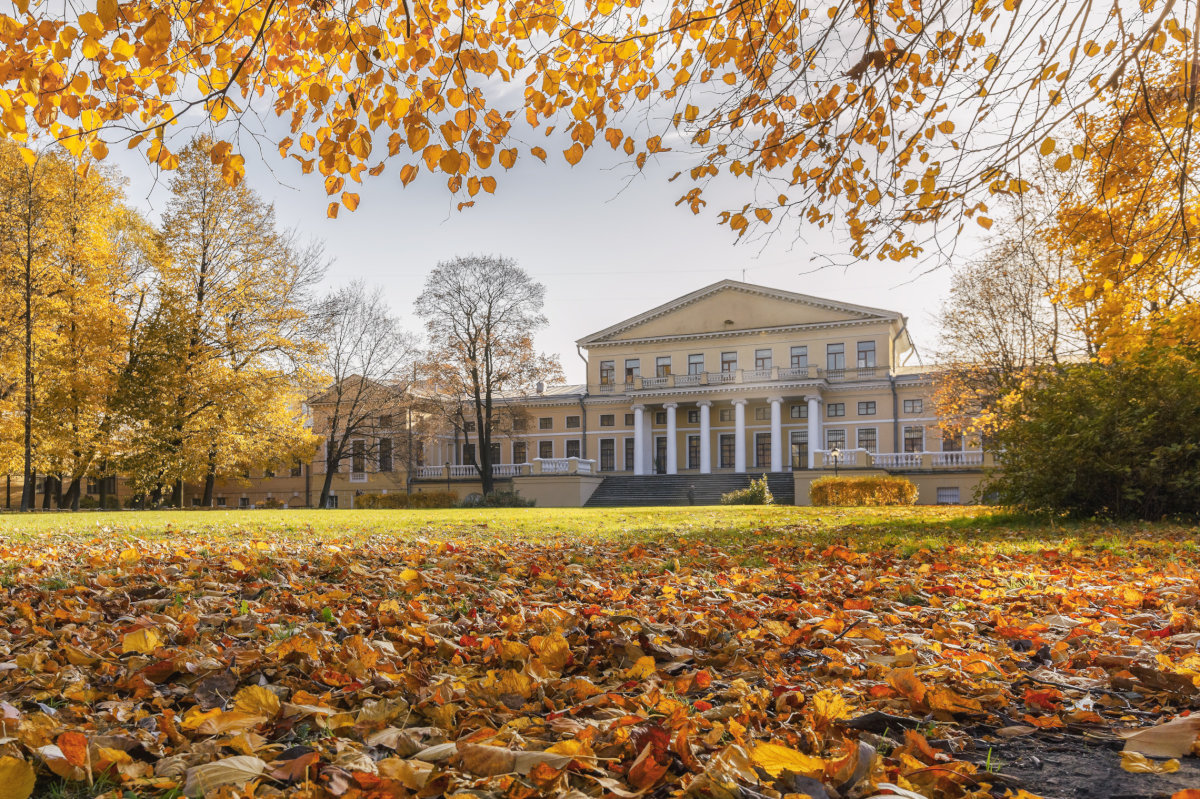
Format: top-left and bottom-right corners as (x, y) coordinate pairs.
(810, 475), (918, 506)
(721, 474), (774, 505)
(458, 489), (535, 508)
(259, 497), (284, 509)
(78, 495), (98, 509)
(988, 347), (1200, 519)
(356, 491), (458, 509)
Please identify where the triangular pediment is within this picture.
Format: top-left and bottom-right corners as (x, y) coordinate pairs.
(577, 280), (898, 345)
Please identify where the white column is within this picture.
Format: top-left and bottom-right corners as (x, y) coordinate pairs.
(664, 403), (678, 475)
(769, 397), (783, 472)
(632, 405), (645, 475)
(806, 394), (821, 469)
(733, 399), (747, 473)
(698, 401), (712, 474)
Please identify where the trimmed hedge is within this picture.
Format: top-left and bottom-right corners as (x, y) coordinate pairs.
(810, 475), (918, 506)
(356, 490), (458, 509)
(721, 474), (774, 505)
(459, 490), (536, 508)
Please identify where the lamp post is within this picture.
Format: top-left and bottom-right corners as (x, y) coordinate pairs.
(830, 446), (841, 478)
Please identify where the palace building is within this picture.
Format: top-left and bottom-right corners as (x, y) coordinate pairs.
(15, 280), (992, 509)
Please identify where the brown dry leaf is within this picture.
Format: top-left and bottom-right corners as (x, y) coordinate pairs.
(1120, 715), (1200, 758)
(182, 755), (268, 797)
(1120, 751), (1180, 774)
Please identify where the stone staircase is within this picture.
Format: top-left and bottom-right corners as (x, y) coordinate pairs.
(584, 472), (796, 507)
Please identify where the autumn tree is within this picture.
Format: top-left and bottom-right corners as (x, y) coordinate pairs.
(126, 136), (323, 505)
(416, 255), (561, 495)
(310, 281), (416, 509)
(0, 144), (70, 511)
(0, 0), (1194, 265)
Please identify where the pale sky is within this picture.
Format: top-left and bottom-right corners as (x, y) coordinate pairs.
(113, 134), (973, 384)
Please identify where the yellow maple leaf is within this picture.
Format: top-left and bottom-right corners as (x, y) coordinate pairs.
(750, 742), (824, 778)
(122, 628), (161, 654)
(0, 757), (36, 799)
(233, 685), (281, 717)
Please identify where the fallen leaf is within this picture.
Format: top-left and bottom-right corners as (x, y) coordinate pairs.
(1120, 751), (1180, 774)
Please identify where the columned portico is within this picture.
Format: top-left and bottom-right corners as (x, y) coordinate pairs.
(697, 401), (712, 474)
(732, 399), (747, 473)
(632, 404), (646, 475)
(664, 403), (678, 474)
(805, 394), (821, 469)
(769, 396), (783, 472)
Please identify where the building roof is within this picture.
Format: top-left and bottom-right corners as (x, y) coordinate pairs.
(493, 383), (587, 402)
(576, 279), (906, 347)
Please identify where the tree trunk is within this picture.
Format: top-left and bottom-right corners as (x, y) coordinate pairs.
(319, 466), (336, 508)
(42, 476), (53, 509)
(171, 478), (183, 508)
(64, 477), (81, 510)
(54, 474), (64, 508)
(21, 469), (35, 512)
(99, 473), (107, 511)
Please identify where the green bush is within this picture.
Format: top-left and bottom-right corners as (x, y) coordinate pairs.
(356, 491), (458, 509)
(810, 475), (918, 506)
(78, 495), (98, 509)
(988, 346), (1200, 519)
(458, 489), (535, 508)
(721, 474), (774, 505)
(259, 497), (284, 509)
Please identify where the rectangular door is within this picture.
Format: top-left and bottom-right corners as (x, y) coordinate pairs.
(687, 435), (700, 470)
(654, 437), (667, 474)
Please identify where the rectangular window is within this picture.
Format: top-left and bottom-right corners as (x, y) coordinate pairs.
(624, 437), (634, 470)
(826, 429), (846, 450)
(600, 414), (615, 427)
(462, 442), (475, 465)
(790, 346), (808, 368)
(937, 486), (961, 504)
(827, 343), (845, 372)
(655, 411), (667, 425)
(755, 406), (770, 421)
(513, 417), (528, 432)
(827, 403), (845, 418)
(352, 439), (365, 473)
(858, 401), (876, 415)
(904, 426), (924, 453)
(86, 479), (99, 494)
(688, 354), (704, 375)
(624, 358), (640, 382)
(216, 497), (227, 507)
(721, 352), (737, 372)
(463, 420), (476, 433)
(942, 430), (963, 452)
(265, 467), (276, 478)
(791, 430), (808, 469)
(566, 415), (581, 429)
(755, 349), (773, 370)
(857, 341), (876, 369)
(566, 440), (581, 458)
(379, 415), (393, 429)
(379, 438), (393, 472)
(719, 408), (734, 422)
(656, 356), (671, 377)
(625, 413), (635, 426)
(903, 399), (923, 414)
(240, 497), (250, 508)
(513, 441), (527, 463)
(857, 428), (877, 453)
(291, 461), (303, 477)
(755, 433), (771, 468)
(599, 360), (615, 385)
(687, 409), (699, 424)
(539, 440), (553, 459)
(600, 439), (615, 471)
(688, 435), (700, 470)
(539, 417), (553, 430)
(719, 434), (736, 468)
(790, 404), (808, 419)
(489, 442), (501, 464)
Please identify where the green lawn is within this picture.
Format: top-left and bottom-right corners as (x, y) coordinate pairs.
(0, 504), (1193, 559)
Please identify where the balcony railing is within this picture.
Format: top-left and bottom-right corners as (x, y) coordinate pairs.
(591, 364), (885, 394)
(932, 451), (984, 467)
(813, 450), (987, 470)
(872, 452), (923, 469)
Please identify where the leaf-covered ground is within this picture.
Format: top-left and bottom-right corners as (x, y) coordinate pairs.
(0, 507), (1199, 799)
